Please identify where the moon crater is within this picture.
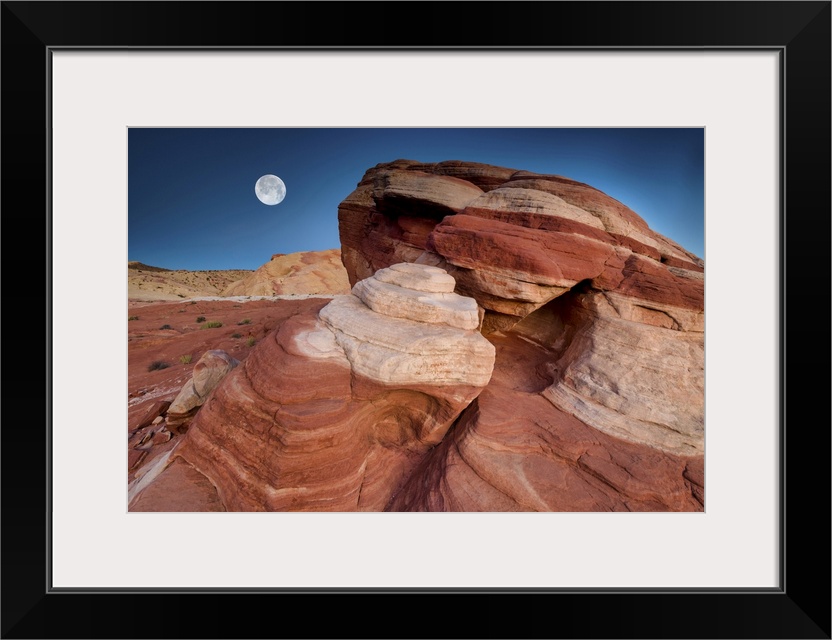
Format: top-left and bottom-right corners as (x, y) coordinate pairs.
(255, 174), (286, 205)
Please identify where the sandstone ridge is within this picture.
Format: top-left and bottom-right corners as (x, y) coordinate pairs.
(222, 249), (350, 297)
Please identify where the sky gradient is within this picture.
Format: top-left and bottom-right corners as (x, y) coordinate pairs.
(129, 128), (704, 271)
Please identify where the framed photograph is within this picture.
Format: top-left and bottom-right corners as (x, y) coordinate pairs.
(4, 2), (829, 638)
(123, 125), (707, 517)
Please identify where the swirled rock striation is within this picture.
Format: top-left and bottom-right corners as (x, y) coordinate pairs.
(134, 264), (495, 511)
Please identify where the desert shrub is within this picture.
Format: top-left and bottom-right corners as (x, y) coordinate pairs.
(159, 324), (172, 330)
(177, 294), (185, 298)
(246, 337), (256, 347)
(147, 361), (170, 371)
(231, 333), (242, 339)
(179, 354), (192, 364)
(128, 316), (139, 321)
(190, 301), (197, 305)
(196, 316), (206, 323)
(200, 321), (223, 329)
(237, 318), (252, 325)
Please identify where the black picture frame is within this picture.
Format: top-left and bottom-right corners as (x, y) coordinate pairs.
(3, 2), (829, 638)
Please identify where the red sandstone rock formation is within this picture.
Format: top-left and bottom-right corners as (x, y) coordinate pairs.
(129, 160), (704, 512)
(338, 160), (704, 509)
(340, 160), (702, 328)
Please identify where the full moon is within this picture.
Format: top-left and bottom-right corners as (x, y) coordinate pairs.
(254, 174), (286, 205)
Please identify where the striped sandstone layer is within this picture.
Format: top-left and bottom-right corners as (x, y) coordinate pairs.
(145, 264), (495, 511)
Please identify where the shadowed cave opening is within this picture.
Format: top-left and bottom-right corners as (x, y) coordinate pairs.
(508, 278), (594, 359)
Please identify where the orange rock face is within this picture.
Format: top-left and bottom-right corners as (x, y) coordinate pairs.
(221, 249), (350, 297)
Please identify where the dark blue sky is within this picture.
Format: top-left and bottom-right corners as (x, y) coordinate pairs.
(129, 128), (704, 271)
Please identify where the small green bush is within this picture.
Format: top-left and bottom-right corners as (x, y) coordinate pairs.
(159, 324), (172, 330)
(196, 316), (206, 323)
(200, 321), (223, 329)
(246, 337), (256, 347)
(237, 318), (252, 325)
(128, 316), (139, 321)
(147, 361), (170, 371)
(231, 333), (242, 339)
(179, 354), (192, 364)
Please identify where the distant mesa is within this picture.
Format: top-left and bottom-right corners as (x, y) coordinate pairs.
(222, 249), (350, 297)
(128, 249), (349, 301)
(128, 261), (171, 273)
(129, 159), (704, 512)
